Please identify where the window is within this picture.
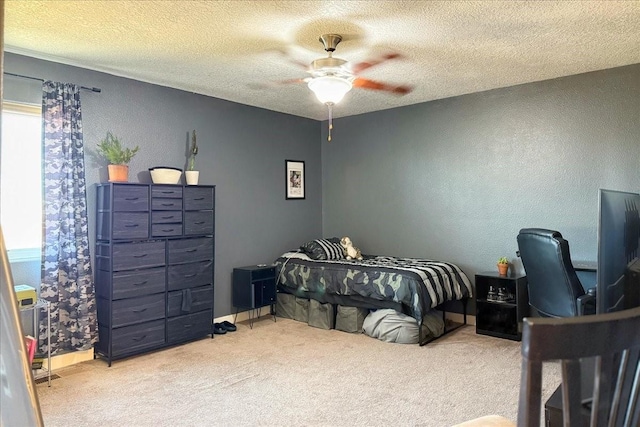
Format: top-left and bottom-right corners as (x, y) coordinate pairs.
(1, 101), (42, 261)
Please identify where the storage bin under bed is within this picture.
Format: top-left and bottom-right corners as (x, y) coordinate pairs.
(308, 299), (334, 330)
(335, 305), (369, 333)
(275, 293), (310, 323)
(275, 292), (296, 319)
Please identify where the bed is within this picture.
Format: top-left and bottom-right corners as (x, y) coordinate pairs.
(274, 238), (474, 345)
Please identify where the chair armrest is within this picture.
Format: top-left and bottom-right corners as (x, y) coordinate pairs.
(577, 293), (596, 316)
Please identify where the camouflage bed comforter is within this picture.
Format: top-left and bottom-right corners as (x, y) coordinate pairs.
(274, 251), (473, 325)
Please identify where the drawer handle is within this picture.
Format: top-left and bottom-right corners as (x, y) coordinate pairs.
(125, 197), (139, 201)
(183, 324), (193, 328)
(133, 254), (148, 258)
(132, 308), (147, 313)
(161, 203), (174, 206)
(186, 249), (198, 253)
(161, 215), (174, 219)
(161, 191), (174, 194)
(184, 273), (197, 278)
(194, 197), (205, 200)
(131, 335), (147, 342)
(132, 280), (148, 286)
(124, 224), (139, 228)
(162, 229), (175, 232)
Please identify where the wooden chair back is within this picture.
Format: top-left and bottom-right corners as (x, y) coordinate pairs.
(518, 306), (640, 426)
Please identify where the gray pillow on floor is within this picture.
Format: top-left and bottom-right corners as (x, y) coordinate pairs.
(362, 309), (444, 344)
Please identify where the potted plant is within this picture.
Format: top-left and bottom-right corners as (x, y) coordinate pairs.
(185, 129), (199, 185)
(97, 132), (139, 182)
(497, 257), (509, 276)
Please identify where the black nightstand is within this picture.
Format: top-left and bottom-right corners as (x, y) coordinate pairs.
(232, 265), (277, 328)
(475, 272), (528, 341)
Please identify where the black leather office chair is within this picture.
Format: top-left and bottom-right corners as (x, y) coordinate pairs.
(517, 228), (595, 318)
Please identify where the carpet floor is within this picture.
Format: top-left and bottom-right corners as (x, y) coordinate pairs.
(36, 318), (561, 426)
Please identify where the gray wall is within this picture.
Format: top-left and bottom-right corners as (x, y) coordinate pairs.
(4, 52), (639, 320)
(3, 52), (322, 317)
(322, 64), (640, 303)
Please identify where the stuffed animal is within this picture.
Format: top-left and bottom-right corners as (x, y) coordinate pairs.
(340, 236), (363, 261)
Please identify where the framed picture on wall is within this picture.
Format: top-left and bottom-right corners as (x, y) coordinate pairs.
(285, 160), (305, 200)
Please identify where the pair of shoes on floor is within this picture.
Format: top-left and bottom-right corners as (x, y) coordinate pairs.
(213, 321), (237, 335)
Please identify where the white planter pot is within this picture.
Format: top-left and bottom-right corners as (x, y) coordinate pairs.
(185, 170), (200, 185)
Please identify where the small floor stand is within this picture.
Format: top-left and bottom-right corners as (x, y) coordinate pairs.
(419, 297), (468, 346)
(20, 299), (52, 386)
(234, 304), (276, 329)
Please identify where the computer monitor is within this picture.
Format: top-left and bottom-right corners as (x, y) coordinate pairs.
(596, 189), (640, 313)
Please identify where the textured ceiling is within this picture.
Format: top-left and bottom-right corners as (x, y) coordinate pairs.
(4, 1), (640, 120)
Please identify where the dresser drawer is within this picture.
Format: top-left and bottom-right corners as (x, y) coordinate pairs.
(167, 310), (212, 344)
(152, 223), (183, 237)
(152, 198), (183, 211)
(111, 293), (165, 327)
(184, 187), (214, 211)
(151, 185), (183, 199)
(167, 238), (213, 264)
(112, 241), (166, 271)
(168, 285), (213, 317)
(184, 211), (214, 235)
(110, 267), (165, 300)
(111, 320), (165, 357)
(152, 211), (182, 224)
(113, 185), (149, 211)
(168, 260), (213, 291)
(111, 213), (149, 239)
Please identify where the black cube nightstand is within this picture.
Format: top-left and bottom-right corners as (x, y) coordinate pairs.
(232, 265), (277, 328)
(475, 272), (528, 341)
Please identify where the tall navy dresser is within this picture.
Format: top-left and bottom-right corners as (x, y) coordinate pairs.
(94, 183), (215, 365)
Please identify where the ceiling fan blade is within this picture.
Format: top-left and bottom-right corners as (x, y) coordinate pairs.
(352, 78), (412, 95)
(276, 78), (309, 85)
(249, 78), (309, 90)
(273, 48), (310, 71)
(351, 52), (403, 74)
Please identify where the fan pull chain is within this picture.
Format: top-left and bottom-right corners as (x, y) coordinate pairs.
(327, 102), (333, 142)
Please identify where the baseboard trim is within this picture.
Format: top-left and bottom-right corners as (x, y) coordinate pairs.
(46, 348), (94, 371)
(214, 310), (256, 325)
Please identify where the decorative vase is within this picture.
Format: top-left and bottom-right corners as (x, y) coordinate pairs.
(185, 170), (199, 185)
(108, 164), (129, 182)
(497, 263), (509, 276)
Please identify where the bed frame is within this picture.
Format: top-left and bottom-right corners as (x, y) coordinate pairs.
(275, 251), (473, 345)
(419, 297), (468, 346)
(277, 286), (469, 346)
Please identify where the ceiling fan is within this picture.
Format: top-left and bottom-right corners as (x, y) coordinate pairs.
(281, 34), (413, 141)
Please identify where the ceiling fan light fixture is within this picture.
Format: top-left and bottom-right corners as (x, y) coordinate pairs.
(307, 76), (352, 105)
(308, 75), (352, 143)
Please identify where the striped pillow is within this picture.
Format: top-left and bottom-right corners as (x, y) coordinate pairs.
(300, 238), (345, 260)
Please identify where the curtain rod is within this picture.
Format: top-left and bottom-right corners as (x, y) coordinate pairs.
(4, 72), (102, 93)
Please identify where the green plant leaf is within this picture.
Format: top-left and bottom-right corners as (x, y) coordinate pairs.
(96, 132), (139, 165)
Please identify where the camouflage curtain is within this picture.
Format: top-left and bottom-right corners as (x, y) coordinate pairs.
(40, 81), (97, 355)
